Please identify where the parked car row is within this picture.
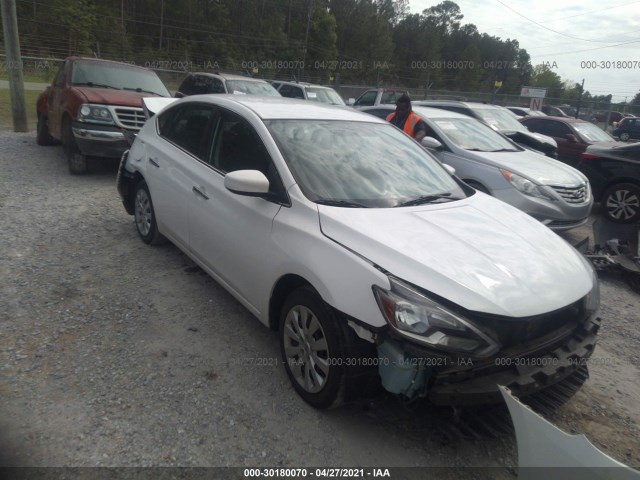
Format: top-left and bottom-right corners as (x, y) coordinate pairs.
(362, 105), (592, 230)
(117, 95), (601, 409)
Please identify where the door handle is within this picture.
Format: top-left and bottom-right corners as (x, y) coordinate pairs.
(192, 186), (209, 200)
(149, 157), (160, 168)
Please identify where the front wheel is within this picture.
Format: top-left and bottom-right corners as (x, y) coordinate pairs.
(602, 183), (640, 223)
(63, 120), (87, 174)
(280, 287), (349, 409)
(619, 132), (631, 142)
(36, 114), (54, 146)
(133, 180), (166, 245)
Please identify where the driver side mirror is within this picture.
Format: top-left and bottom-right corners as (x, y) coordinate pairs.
(421, 136), (444, 150)
(224, 170), (270, 197)
(564, 134), (578, 143)
(174, 91), (185, 98)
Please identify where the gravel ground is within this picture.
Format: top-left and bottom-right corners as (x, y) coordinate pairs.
(1, 131), (639, 476)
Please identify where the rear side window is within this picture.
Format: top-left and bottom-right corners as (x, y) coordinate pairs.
(158, 104), (218, 160)
(279, 84), (305, 99)
(178, 75), (196, 95)
(354, 90), (378, 106)
(380, 91), (404, 104)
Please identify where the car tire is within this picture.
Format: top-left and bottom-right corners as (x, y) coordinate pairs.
(619, 132), (631, 142)
(133, 180), (167, 245)
(36, 114), (54, 146)
(602, 183), (640, 223)
(465, 180), (490, 194)
(63, 119), (88, 175)
(280, 287), (351, 409)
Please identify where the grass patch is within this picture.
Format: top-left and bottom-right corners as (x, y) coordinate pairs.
(0, 89), (39, 131)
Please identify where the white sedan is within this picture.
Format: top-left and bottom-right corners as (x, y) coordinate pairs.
(117, 95), (600, 409)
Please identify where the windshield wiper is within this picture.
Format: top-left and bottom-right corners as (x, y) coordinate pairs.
(122, 87), (163, 96)
(487, 148), (519, 152)
(316, 199), (369, 208)
(395, 193), (459, 207)
(73, 82), (120, 90)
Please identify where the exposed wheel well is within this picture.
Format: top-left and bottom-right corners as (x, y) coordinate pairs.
(268, 274), (313, 331)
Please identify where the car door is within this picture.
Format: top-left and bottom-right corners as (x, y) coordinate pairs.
(187, 109), (287, 314)
(145, 103), (218, 250)
(524, 119), (584, 165)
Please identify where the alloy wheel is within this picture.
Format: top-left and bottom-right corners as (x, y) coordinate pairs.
(283, 305), (330, 394)
(135, 188), (153, 236)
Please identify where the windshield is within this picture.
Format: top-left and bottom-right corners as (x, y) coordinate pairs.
(70, 61), (170, 96)
(226, 80), (281, 96)
(573, 122), (614, 142)
(475, 108), (527, 132)
(430, 117), (520, 152)
(306, 87), (346, 105)
(267, 120), (464, 208)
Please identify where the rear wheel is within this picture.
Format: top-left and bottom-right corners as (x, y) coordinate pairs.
(619, 132), (631, 142)
(602, 183), (640, 223)
(63, 119), (87, 175)
(133, 180), (166, 245)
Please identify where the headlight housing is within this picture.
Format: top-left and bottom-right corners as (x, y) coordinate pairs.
(77, 104), (115, 125)
(500, 169), (555, 200)
(373, 277), (500, 357)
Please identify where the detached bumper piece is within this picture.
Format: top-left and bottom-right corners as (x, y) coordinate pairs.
(426, 315), (601, 406)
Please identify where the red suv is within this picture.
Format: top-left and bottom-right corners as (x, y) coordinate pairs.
(36, 57), (170, 174)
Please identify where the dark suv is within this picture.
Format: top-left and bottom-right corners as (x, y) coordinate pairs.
(613, 117), (640, 142)
(415, 100), (558, 158)
(175, 72), (280, 97)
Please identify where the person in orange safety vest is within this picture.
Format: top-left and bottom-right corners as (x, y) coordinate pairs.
(386, 94), (427, 142)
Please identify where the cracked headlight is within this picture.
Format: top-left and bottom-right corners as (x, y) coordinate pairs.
(373, 277), (500, 357)
(501, 169), (555, 200)
(77, 104), (115, 125)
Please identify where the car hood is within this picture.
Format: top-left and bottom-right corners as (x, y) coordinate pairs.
(466, 149), (587, 186)
(73, 87), (159, 107)
(318, 194), (592, 318)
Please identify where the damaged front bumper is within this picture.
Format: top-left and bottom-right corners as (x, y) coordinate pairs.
(377, 313), (601, 406)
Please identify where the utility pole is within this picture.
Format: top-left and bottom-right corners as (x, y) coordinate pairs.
(575, 78), (585, 119)
(299, 0), (314, 81)
(1, 0), (28, 132)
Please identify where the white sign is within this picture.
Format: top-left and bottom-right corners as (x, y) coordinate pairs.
(521, 87), (547, 98)
(530, 97), (542, 111)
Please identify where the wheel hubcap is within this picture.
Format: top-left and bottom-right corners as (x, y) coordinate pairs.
(283, 305), (330, 393)
(606, 189), (639, 220)
(135, 189), (152, 236)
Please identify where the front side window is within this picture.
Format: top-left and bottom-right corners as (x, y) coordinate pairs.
(209, 111), (285, 197)
(267, 120), (464, 208)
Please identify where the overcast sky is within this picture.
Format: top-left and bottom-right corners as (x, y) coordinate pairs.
(410, 0), (640, 102)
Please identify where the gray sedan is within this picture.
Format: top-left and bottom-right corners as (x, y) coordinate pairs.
(362, 106), (593, 231)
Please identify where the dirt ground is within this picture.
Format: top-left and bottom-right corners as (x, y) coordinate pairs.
(1, 131), (639, 477)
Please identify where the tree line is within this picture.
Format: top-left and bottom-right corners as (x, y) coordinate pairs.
(3, 0), (639, 105)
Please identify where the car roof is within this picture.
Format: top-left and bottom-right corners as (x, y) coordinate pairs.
(416, 100), (505, 110)
(190, 72), (269, 82)
(69, 56), (152, 71)
(361, 105), (470, 120)
(277, 81), (336, 90)
(524, 116), (585, 124)
(186, 95), (383, 121)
